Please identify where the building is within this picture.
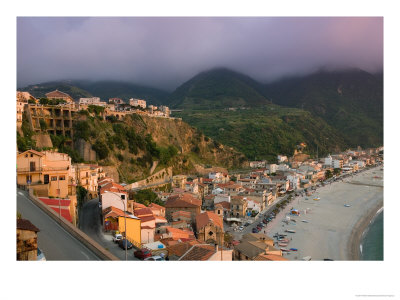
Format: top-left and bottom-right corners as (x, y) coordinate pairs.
(165, 194), (202, 223)
(45, 90), (74, 103)
(233, 233), (281, 260)
(74, 164), (100, 199)
(17, 150), (75, 199)
(172, 175), (187, 189)
(129, 98), (146, 109)
(25, 104), (76, 145)
(178, 244), (233, 261)
(16, 218), (40, 261)
(99, 182), (128, 211)
(230, 196), (248, 218)
(195, 211), (224, 246)
(17, 91), (37, 128)
(109, 98), (124, 105)
(118, 215), (141, 248)
(79, 97), (107, 106)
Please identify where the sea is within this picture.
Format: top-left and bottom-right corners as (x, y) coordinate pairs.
(360, 208), (384, 260)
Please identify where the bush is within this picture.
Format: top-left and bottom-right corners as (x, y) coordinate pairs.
(73, 120), (91, 141)
(116, 153), (124, 161)
(87, 105), (105, 115)
(92, 140), (109, 160)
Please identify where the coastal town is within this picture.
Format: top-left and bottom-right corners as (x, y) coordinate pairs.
(16, 90), (383, 261)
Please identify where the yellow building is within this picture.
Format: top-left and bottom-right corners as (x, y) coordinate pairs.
(74, 164), (104, 199)
(17, 150), (74, 198)
(17, 91), (37, 128)
(172, 175), (187, 189)
(118, 215), (141, 248)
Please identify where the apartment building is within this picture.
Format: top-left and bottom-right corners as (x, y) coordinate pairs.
(129, 98), (146, 109)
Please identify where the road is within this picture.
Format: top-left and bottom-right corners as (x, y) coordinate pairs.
(79, 198), (139, 260)
(17, 189), (101, 260)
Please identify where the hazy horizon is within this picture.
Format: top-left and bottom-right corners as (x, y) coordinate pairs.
(17, 17), (383, 91)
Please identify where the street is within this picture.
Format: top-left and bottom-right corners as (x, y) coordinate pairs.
(17, 189), (101, 260)
(79, 198), (139, 260)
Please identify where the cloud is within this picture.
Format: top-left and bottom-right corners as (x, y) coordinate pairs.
(17, 17), (383, 90)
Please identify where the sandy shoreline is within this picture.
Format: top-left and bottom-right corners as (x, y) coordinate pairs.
(348, 199), (383, 260)
(265, 166), (383, 261)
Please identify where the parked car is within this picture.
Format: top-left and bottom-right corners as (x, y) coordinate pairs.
(144, 255), (164, 261)
(113, 233), (123, 243)
(134, 248), (152, 259)
(238, 226), (244, 231)
(252, 228), (258, 233)
(118, 239), (133, 250)
(37, 248), (46, 261)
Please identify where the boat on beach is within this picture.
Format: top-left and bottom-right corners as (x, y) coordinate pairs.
(301, 220), (309, 223)
(280, 248), (290, 252)
(302, 256), (312, 261)
(285, 229), (296, 233)
(278, 242), (288, 247)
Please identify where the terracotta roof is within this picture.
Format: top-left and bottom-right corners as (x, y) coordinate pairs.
(18, 149), (45, 157)
(17, 219), (40, 232)
(155, 216), (168, 223)
(171, 210), (192, 219)
(202, 178), (213, 183)
(45, 90), (72, 98)
(195, 211), (223, 230)
(165, 194), (202, 208)
(100, 182), (127, 195)
(132, 202), (147, 209)
(134, 207), (154, 217)
(179, 244), (216, 261)
(167, 242), (195, 257)
(218, 201), (231, 210)
(139, 215), (156, 223)
(166, 227), (195, 239)
(234, 241), (266, 259)
(148, 203), (164, 210)
(254, 254), (288, 261)
(102, 206), (126, 218)
(204, 195), (216, 200)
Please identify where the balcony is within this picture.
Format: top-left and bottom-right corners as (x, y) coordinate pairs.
(17, 166), (69, 173)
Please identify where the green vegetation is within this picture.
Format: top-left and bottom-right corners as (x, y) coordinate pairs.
(87, 105), (105, 115)
(176, 106), (346, 161)
(325, 170), (333, 179)
(39, 98), (67, 105)
(92, 140), (109, 160)
(77, 186), (88, 210)
(169, 68), (270, 109)
(132, 189), (164, 206)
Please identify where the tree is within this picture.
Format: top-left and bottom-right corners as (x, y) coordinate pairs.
(325, 169), (333, 179)
(77, 186), (88, 210)
(333, 168), (342, 176)
(92, 140), (109, 160)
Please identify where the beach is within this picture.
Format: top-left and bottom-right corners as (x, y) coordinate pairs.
(265, 166), (384, 261)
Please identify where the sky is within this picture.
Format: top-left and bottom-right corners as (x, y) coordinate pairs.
(17, 17), (383, 91)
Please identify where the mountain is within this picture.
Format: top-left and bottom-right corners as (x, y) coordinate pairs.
(175, 106), (347, 162)
(20, 80), (169, 105)
(19, 81), (93, 100)
(168, 68), (271, 109)
(263, 68), (383, 148)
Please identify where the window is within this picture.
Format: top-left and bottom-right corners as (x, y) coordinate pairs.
(30, 154), (33, 157)
(26, 175), (32, 183)
(208, 231), (214, 236)
(121, 194), (126, 200)
(218, 210), (221, 214)
(59, 175), (65, 181)
(51, 176), (57, 181)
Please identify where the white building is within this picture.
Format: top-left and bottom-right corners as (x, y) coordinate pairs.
(214, 194), (231, 204)
(129, 98), (146, 109)
(277, 155), (288, 162)
(79, 97), (107, 106)
(100, 190), (128, 211)
(286, 174), (301, 190)
(332, 159), (343, 169)
(267, 164), (277, 174)
(324, 155), (333, 166)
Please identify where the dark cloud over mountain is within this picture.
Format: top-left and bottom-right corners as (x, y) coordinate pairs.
(17, 17), (383, 91)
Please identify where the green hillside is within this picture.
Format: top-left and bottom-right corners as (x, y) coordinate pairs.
(168, 68), (270, 109)
(263, 69), (383, 148)
(175, 106), (347, 161)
